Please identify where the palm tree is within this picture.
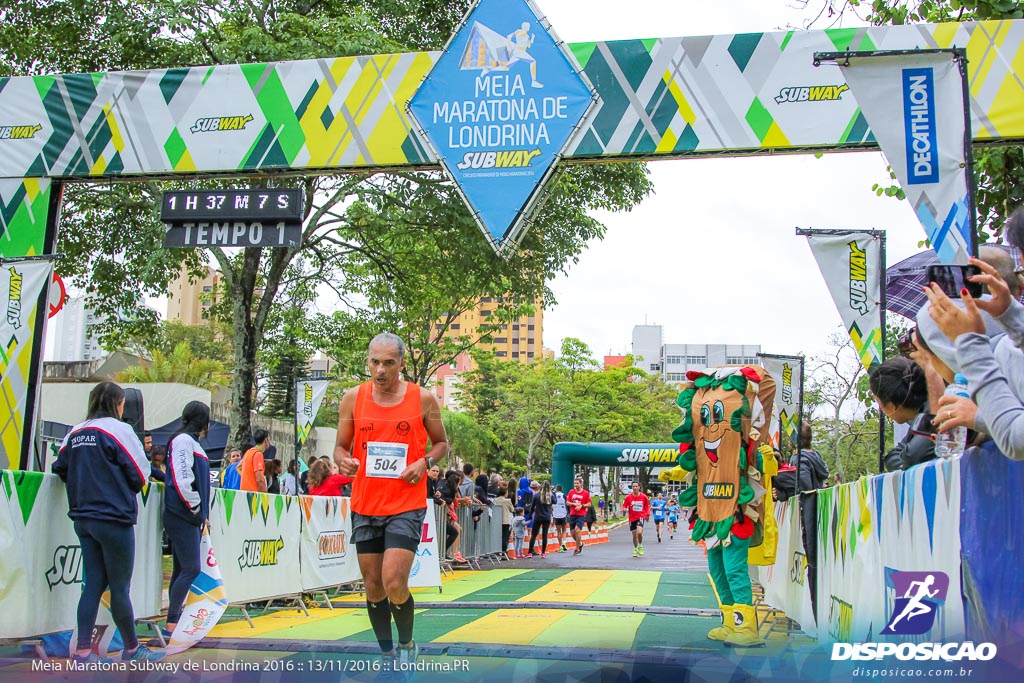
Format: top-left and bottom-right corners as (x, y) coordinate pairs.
(117, 342), (228, 392)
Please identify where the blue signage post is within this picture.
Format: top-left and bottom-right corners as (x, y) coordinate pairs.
(407, 0), (596, 255)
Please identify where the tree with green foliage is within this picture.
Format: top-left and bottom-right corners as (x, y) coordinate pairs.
(116, 341), (228, 391)
(4, 1), (653, 451)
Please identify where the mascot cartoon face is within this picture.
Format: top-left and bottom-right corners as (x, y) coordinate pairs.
(693, 382), (748, 470)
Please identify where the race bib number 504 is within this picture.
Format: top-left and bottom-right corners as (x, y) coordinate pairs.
(366, 442), (408, 479)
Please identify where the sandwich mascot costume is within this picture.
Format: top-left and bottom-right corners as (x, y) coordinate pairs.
(667, 365), (776, 647)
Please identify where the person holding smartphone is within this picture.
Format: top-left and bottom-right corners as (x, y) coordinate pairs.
(869, 357), (935, 471)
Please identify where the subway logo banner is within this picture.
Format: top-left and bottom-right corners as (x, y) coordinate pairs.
(804, 232), (883, 370)
(838, 53), (972, 264)
(757, 354), (803, 449)
(0, 260), (52, 469)
(295, 378), (330, 451)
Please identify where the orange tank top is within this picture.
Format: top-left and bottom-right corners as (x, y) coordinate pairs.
(350, 381), (429, 516)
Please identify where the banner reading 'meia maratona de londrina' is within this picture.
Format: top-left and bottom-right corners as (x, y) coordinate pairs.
(805, 232), (883, 370)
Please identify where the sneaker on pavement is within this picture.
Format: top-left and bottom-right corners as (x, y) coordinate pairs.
(72, 652), (108, 664)
(559, 544), (567, 552)
(573, 548), (581, 556)
(396, 641), (419, 667)
(633, 547), (639, 558)
(541, 553), (547, 558)
(638, 545), (645, 556)
(121, 644), (166, 662)
(453, 552), (467, 563)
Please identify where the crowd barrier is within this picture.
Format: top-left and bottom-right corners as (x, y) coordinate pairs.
(0, 471), (442, 640)
(757, 447), (1023, 662)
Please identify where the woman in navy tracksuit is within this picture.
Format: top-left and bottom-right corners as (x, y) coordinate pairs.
(163, 401), (211, 637)
(52, 382), (164, 663)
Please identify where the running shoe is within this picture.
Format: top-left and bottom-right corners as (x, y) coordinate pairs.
(453, 552), (467, 563)
(121, 644), (166, 662)
(638, 545), (645, 556)
(573, 548), (581, 556)
(72, 652), (108, 664)
(580, 541), (585, 549)
(559, 544), (567, 553)
(397, 641), (418, 667)
(657, 534), (661, 543)
(633, 547), (639, 558)
(541, 553), (547, 558)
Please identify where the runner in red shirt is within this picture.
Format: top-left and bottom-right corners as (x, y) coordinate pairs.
(621, 482), (650, 557)
(565, 477), (592, 556)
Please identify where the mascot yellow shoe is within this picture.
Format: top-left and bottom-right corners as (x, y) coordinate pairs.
(707, 604), (735, 641)
(723, 604), (763, 647)
(658, 466), (690, 483)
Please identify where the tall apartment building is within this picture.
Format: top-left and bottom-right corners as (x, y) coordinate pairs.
(50, 296), (105, 362)
(432, 298), (544, 409)
(166, 266), (221, 325)
(632, 324), (760, 382)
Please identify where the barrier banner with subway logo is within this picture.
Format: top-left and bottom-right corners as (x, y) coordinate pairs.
(804, 231), (882, 370)
(0, 470), (162, 638)
(0, 259), (51, 468)
(838, 53), (972, 265)
(295, 378), (330, 451)
(209, 488), (301, 603)
(298, 495), (360, 591)
(757, 496), (817, 638)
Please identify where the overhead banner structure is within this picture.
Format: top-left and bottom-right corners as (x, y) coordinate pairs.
(0, 259), (53, 469)
(757, 353), (804, 450)
(295, 378), (330, 451)
(828, 51), (975, 264)
(407, 0), (596, 253)
(801, 229), (885, 370)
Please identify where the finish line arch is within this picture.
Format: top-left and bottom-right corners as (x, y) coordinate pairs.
(551, 442), (682, 494)
(4, 14), (1024, 466)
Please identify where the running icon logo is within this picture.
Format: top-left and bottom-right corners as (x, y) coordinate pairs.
(881, 571), (949, 635)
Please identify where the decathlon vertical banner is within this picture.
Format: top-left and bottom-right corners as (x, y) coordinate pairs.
(0, 259), (52, 469)
(408, 501), (442, 589)
(299, 495), (361, 590)
(295, 378), (330, 452)
(165, 530), (228, 655)
(838, 53), (973, 264)
(804, 231), (883, 370)
(757, 354), (803, 449)
(208, 489), (302, 603)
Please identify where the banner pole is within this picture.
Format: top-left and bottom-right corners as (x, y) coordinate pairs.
(878, 231), (887, 473)
(956, 48), (980, 259)
(796, 355), (805, 499)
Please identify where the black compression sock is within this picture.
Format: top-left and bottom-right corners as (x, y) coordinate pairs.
(366, 598), (394, 653)
(390, 595), (416, 645)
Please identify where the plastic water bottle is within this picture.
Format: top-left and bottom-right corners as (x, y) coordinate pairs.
(935, 374), (970, 459)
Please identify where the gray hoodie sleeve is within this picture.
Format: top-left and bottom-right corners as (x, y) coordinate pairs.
(955, 333), (1024, 460)
(995, 298), (1024, 351)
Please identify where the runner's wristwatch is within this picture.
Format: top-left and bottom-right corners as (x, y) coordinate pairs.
(426, 456), (435, 468)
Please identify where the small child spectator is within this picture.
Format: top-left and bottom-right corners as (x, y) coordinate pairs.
(511, 507), (528, 559)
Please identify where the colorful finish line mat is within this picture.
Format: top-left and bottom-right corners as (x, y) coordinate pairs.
(2, 569), (1019, 682)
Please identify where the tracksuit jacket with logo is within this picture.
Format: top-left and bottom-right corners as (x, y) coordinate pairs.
(165, 433), (210, 526)
(53, 417), (150, 526)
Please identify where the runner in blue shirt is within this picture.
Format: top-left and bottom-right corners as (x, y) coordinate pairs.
(666, 497), (680, 540)
(650, 492), (667, 543)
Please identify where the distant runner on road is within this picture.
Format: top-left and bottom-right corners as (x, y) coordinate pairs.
(565, 477), (591, 556)
(622, 483), (650, 558)
(651, 492), (667, 543)
(666, 497), (680, 540)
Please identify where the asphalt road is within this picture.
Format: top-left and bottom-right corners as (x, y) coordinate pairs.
(507, 520), (709, 572)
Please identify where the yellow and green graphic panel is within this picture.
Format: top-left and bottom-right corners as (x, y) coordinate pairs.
(1, 21), (1024, 179)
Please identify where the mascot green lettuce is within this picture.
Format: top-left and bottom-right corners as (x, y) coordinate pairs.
(672, 365), (775, 647)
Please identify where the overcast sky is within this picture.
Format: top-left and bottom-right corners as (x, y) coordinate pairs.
(538, 0), (927, 362)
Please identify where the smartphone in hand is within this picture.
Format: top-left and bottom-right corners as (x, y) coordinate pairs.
(926, 264), (983, 299)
